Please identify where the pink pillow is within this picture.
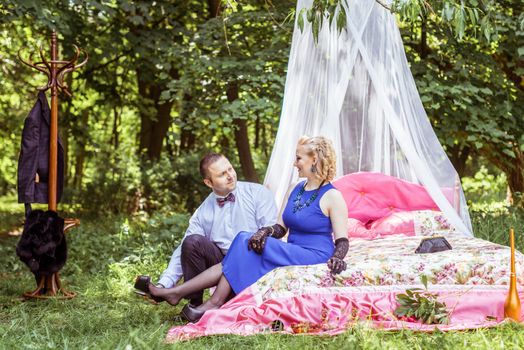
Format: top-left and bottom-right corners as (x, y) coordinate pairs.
(347, 218), (379, 240)
(369, 211), (415, 237)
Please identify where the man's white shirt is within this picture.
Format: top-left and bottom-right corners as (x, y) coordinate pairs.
(158, 181), (277, 288)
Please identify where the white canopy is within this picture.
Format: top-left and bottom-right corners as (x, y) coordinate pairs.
(264, 0), (472, 235)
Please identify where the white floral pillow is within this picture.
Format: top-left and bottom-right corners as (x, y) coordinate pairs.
(413, 210), (458, 236)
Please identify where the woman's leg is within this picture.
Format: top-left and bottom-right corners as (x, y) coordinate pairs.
(195, 274), (233, 312)
(149, 263), (222, 306)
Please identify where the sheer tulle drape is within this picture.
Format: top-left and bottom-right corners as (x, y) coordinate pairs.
(264, 0), (472, 235)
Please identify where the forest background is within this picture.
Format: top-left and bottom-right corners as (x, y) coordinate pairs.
(0, 0), (522, 215)
(0, 1), (523, 349)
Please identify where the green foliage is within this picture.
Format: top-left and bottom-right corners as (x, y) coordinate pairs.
(462, 166), (507, 206)
(392, 0), (499, 41)
(297, 0), (348, 42)
(394, 275), (449, 325)
(0, 0), (523, 215)
(0, 0), (297, 213)
(1, 201), (524, 348)
(296, 0), (524, 202)
(140, 154), (207, 213)
(402, 0), (524, 198)
(299, 0), (501, 43)
(0, 194), (24, 238)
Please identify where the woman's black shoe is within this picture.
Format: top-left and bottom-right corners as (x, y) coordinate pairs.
(134, 275), (164, 303)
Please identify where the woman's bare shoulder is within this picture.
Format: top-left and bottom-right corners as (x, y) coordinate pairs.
(324, 186), (346, 204)
(325, 186), (343, 197)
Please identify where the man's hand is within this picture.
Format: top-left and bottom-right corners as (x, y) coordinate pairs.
(248, 227), (272, 254)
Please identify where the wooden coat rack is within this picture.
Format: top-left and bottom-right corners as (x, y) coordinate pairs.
(18, 30), (87, 299)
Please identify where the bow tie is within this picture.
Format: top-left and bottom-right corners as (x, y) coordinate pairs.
(216, 193), (235, 207)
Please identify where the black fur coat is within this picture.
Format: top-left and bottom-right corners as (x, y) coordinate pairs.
(16, 210), (67, 280)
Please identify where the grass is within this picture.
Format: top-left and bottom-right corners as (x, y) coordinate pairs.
(1, 195), (524, 349)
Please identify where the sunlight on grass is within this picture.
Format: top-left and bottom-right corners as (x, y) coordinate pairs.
(1, 195), (524, 349)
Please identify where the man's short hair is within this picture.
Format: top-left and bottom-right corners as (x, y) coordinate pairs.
(199, 153), (225, 179)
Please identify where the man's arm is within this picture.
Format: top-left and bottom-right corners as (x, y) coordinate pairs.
(157, 208), (207, 288)
(157, 244), (183, 288)
(254, 185), (278, 228)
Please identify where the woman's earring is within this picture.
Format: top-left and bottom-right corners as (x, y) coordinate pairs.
(310, 164), (317, 173)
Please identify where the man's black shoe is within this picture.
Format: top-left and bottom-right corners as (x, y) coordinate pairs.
(180, 303), (205, 323)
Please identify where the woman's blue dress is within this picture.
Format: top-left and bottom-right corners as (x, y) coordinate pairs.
(222, 181), (335, 294)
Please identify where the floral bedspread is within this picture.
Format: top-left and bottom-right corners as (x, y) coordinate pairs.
(253, 235), (524, 303)
(167, 234), (524, 341)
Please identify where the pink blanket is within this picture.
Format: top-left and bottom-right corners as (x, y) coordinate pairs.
(166, 235), (524, 341)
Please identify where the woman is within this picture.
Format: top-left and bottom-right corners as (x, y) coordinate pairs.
(149, 136), (349, 322)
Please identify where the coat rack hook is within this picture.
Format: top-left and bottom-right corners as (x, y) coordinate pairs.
(17, 30), (88, 300)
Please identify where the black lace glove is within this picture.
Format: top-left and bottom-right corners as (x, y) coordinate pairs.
(327, 237), (349, 274)
(248, 224), (287, 254)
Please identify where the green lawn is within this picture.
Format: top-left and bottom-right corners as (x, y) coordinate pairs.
(1, 196), (523, 349)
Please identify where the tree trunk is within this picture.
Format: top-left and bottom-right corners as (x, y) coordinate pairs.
(73, 110), (89, 190)
(226, 82), (259, 182)
(74, 147), (85, 190)
(61, 128), (69, 186)
(506, 147), (524, 206)
(262, 121), (268, 158)
(150, 97), (173, 160)
(448, 145), (471, 178)
(179, 93), (196, 153)
(482, 145), (524, 207)
(206, 0), (258, 181)
(255, 115), (260, 150)
(60, 83), (73, 187)
(111, 106), (120, 151)
(136, 69), (175, 161)
(233, 118), (259, 182)
(420, 14), (428, 59)
(207, 0), (221, 18)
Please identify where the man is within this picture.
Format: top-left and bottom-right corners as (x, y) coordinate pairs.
(135, 153), (277, 306)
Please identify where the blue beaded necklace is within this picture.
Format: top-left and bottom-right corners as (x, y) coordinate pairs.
(292, 180), (325, 213)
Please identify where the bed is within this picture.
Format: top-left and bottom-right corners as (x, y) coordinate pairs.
(166, 172), (524, 341)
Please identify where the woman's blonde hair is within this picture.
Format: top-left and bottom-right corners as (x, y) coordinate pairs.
(297, 136), (337, 182)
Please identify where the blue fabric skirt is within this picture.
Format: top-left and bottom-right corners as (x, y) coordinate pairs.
(222, 231), (334, 294)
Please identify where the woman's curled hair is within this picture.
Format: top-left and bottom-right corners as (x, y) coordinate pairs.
(297, 135), (336, 182)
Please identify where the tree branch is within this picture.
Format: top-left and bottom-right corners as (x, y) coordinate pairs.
(81, 50), (131, 77)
